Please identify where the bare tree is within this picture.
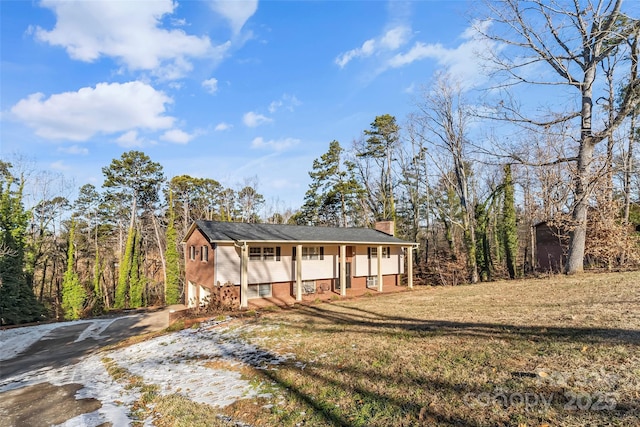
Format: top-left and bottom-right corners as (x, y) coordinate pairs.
(479, 0), (640, 274)
(416, 74), (480, 283)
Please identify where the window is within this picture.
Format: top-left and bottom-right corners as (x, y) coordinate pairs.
(366, 276), (378, 288)
(302, 280), (316, 294)
(302, 246), (324, 260)
(189, 245), (196, 261)
(263, 247), (275, 261)
(368, 246), (391, 258)
(368, 247), (377, 258)
(249, 247), (281, 261)
(247, 283), (272, 299)
(201, 245), (208, 262)
(249, 247), (262, 261)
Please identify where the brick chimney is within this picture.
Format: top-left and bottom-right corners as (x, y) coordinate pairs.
(374, 220), (395, 236)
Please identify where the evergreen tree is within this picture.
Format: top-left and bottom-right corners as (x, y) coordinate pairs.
(165, 190), (181, 305)
(92, 248), (103, 314)
(103, 151), (164, 308)
(358, 115), (400, 225)
(62, 221), (86, 320)
(0, 163), (43, 325)
(129, 231), (144, 308)
(299, 140), (363, 227)
(502, 164), (519, 279)
(115, 229), (134, 308)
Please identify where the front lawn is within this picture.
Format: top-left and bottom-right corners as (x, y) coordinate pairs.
(217, 271), (640, 426)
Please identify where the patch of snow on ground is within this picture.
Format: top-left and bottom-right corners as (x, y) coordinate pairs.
(0, 323), (66, 362)
(1, 317), (292, 427)
(109, 319), (292, 408)
(0, 317), (135, 362)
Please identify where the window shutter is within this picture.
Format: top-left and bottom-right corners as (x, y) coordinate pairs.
(276, 246), (281, 261)
(387, 247), (391, 258)
(367, 247), (371, 259)
(292, 246), (296, 260)
(320, 247), (324, 260)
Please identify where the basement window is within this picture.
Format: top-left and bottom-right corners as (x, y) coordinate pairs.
(247, 283), (272, 299)
(302, 280), (316, 294)
(366, 276), (378, 289)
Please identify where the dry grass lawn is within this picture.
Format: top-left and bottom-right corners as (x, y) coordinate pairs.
(212, 271), (640, 426)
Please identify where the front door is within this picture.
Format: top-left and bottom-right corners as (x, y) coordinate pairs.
(345, 262), (351, 288)
(337, 262), (352, 290)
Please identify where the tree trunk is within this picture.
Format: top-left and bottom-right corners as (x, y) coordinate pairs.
(565, 141), (595, 274)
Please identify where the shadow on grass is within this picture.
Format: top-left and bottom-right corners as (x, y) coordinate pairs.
(252, 352), (486, 427)
(229, 302), (639, 425)
(287, 304), (640, 346)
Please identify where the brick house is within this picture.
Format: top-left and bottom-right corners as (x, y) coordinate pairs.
(182, 220), (417, 308)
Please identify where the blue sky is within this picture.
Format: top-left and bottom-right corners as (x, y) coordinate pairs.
(1, 0), (491, 210)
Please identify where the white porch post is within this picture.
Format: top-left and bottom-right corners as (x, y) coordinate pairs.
(296, 244), (303, 301)
(407, 246), (414, 289)
(377, 244), (383, 292)
(240, 242), (248, 309)
(339, 245), (346, 296)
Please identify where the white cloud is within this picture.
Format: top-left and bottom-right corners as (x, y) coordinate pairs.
(403, 82), (416, 94)
(202, 78), (218, 94)
(58, 145), (89, 155)
(268, 94), (301, 113)
(215, 122), (232, 131)
(116, 130), (145, 147)
(11, 81), (174, 141)
(386, 20), (498, 86)
(161, 129), (193, 144)
(380, 26), (409, 50)
(50, 160), (70, 171)
(251, 137), (300, 151)
(387, 42), (445, 68)
(335, 25), (410, 68)
(35, 0), (225, 79)
(209, 0), (258, 34)
(243, 111), (272, 128)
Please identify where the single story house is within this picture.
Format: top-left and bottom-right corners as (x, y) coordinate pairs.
(182, 220), (417, 308)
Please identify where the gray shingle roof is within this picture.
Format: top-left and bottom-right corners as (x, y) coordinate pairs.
(193, 220), (411, 245)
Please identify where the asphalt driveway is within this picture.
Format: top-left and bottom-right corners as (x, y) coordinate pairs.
(0, 307), (171, 381)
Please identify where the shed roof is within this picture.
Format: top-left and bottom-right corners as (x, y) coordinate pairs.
(185, 220), (413, 245)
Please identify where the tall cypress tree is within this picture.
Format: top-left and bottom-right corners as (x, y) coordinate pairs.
(62, 221), (86, 320)
(165, 190), (181, 305)
(502, 164), (519, 279)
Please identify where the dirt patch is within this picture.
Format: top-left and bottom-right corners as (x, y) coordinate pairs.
(0, 382), (103, 427)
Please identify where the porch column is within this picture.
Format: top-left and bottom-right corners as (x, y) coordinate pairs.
(377, 245), (383, 292)
(339, 245), (346, 296)
(407, 246), (413, 289)
(240, 242), (248, 309)
(296, 244), (303, 301)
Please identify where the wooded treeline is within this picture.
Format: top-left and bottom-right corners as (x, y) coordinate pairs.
(1, 0), (639, 325)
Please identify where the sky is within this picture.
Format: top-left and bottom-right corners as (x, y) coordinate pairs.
(1, 0), (492, 211)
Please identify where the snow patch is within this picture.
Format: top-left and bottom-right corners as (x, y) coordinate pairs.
(1, 317), (293, 427)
